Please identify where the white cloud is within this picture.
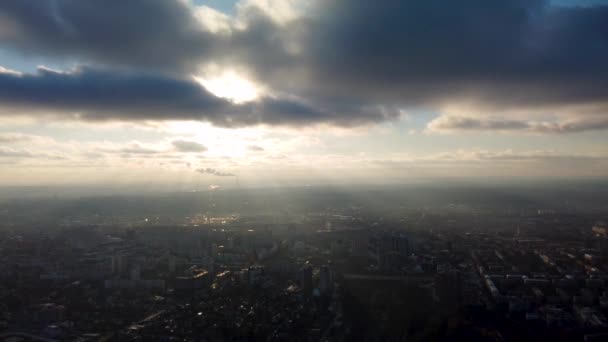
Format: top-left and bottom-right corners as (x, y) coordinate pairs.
(0, 65), (22, 76)
(192, 5), (232, 34)
(236, 0), (314, 25)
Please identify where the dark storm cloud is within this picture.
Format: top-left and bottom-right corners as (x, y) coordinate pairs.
(0, 66), (226, 120)
(285, 0), (608, 108)
(0, 66), (376, 126)
(1, 0), (608, 127)
(0, 0), (291, 74)
(0, 0), (218, 72)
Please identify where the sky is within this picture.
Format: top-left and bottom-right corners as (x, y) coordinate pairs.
(1, 0), (608, 188)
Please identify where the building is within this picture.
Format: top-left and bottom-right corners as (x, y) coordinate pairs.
(300, 264), (313, 296)
(319, 265), (333, 295)
(247, 265), (265, 285)
(130, 264), (141, 281)
(168, 254), (176, 273)
(369, 232), (410, 271)
(111, 254), (128, 274)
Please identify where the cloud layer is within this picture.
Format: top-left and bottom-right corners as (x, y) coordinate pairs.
(427, 113), (608, 134)
(0, 66), (378, 127)
(0, 0), (608, 129)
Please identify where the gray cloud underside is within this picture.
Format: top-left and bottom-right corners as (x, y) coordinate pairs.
(0, 0), (217, 72)
(0, 67), (393, 127)
(297, 0), (608, 106)
(172, 140), (208, 153)
(1, 0), (608, 126)
(428, 115), (608, 133)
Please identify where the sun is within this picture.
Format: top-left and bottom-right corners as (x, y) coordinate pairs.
(194, 71), (261, 104)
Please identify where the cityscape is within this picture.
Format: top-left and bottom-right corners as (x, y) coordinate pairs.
(1, 184), (608, 340)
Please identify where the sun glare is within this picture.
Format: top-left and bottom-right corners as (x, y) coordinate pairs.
(194, 72), (260, 104)
(163, 121), (265, 158)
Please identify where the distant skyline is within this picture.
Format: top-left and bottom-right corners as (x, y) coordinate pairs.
(1, 0), (608, 187)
